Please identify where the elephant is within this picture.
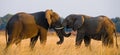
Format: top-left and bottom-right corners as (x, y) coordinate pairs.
(62, 14), (118, 48)
(5, 9), (71, 50)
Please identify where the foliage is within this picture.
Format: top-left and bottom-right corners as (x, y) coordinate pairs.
(0, 14), (12, 30)
(111, 17), (120, 32)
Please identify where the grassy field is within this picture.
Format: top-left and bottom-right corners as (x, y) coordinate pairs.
(0, 31), (120, 55)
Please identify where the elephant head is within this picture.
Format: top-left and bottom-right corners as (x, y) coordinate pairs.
(62, 14), (85, 31)
(45, 9), (59, 27)
(45, 9), (71, 44)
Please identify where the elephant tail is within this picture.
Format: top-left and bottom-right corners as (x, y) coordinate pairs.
(5, 27), (8, 45)
(114, 30), (119, 48)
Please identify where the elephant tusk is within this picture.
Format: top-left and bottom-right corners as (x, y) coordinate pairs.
(55, 27), (64, 30)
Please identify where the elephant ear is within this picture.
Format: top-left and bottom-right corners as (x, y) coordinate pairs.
(45, 9), (53, 26)
(73, 16), (84, 31)
(51, 12), (59, 23)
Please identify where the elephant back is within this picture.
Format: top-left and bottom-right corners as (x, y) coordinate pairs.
(18, 13), (39, 39)
(6, 14), (20, 35)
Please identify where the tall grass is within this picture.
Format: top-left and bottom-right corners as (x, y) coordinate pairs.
(0, 31), (120, 55)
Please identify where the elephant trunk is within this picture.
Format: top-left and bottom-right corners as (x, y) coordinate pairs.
(55, 27), (71, 37)
(54, 28), (64, 45)
(61, 22), (71, 37)
(54, 27), (71, 45)
(61, 29), (71, 37)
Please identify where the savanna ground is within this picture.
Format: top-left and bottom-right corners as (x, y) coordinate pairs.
(0, 31), (120, 55)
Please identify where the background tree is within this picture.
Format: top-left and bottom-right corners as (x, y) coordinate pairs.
(0, 14), (12, 30)
(111, 17), (120, 32)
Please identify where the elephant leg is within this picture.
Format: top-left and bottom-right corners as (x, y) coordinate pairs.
(54, 29), (64, 45)
(39, 27), (48, 46)
(30, 35), (39, 49)
(5, 41), (12, 50)
(75, 33), (84, 47)
(4, 37), (14, 52)
(4, 42), (11, 53)
(15, 40), (22, 52)
(102, 34), (110, 47)
(15, 40), (21, 46)
(56, 32), (64, 45)
(108, 35), (114, 47)
(84, 35), (91, 47)
(102, 37), (108, 46)
(84, 35), (92, 50)
(15, 36), (22, 45)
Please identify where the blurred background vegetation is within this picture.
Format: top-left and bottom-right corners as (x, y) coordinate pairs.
(0, 14), (120, 32)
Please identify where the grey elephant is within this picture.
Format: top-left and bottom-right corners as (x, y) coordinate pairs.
(62, 14), (118, 48)
(5, 9), (71, 50)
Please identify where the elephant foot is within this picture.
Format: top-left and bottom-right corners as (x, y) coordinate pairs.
(103, 43), (114, 48)
(29, 45), (34, 51)
(85, 44), (90, 47)
(40, 40), (46, 46)
(29, 42), (35, 50)
(107, 44), (114, 48)
(75, 42), (81, 48)
(56, 41), (63, 45)
(75, 45), (81, 49)
(75, 41), (81, 46)
(4, 48), (8, 54)
(86, 45), (92, 51)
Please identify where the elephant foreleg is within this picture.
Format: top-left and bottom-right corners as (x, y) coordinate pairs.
(108, 35), (114, 47)
(5, 41), (12, 50)
(4, 37), (14, 52)
(54, 29), (64, 45)
(30, 35), (39, 49)
(15, 40), (21, 48)
(84, 35), (91, 47)
(61, 29), (71, 37)
(39, 27), (48, 46)
(84, 35), (92, 50)
(75, 33), (84, 47)
(102, 34), (113, 47)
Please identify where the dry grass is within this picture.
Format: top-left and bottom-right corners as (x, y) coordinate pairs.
(0, 31), (120, 55)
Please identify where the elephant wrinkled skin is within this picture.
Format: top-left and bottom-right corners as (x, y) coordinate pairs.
(62, 14), (118, 48)
(5, 9), (71, 50)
